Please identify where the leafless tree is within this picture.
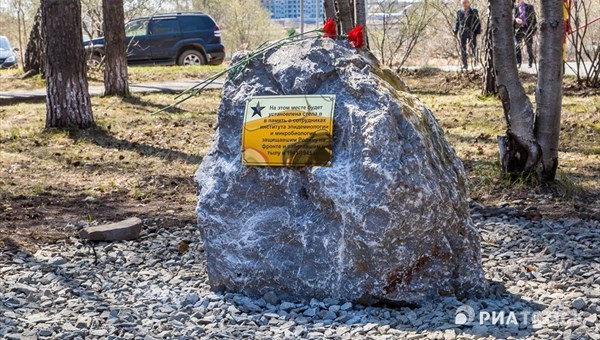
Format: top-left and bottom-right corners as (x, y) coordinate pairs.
(124, 0), (166, 20)
(81, 0), (104, 40)
(7, 0), (31, 64)
(431, 0), (462, 59)
(81, 0), (165, 40)
(193, 0), (284, 53)
(368, 0), (434, 68)
(566, 0), (600, 87)
(491, 0), (564, 181)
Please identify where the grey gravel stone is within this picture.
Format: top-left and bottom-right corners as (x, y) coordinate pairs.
(340, 302), (353, 311)
(37, 329), (53, 337)
(572, 297), (587, 310)
(90, 329), (108, 336)
(61, 323), (79, 332)
(585, 314), (597, 326)
(263, 291), (280, 306)
(48, 257), (66, 266)
(182, 293), (200, 307)
(328, 304), (341, 313)
(303, 308), (317, 317)
(279, 301), (296, 311)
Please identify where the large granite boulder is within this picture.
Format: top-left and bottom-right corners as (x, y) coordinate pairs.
(195, 39), (488, 305)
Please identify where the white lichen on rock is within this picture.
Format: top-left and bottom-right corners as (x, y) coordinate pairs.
(195, 39), (488, 304)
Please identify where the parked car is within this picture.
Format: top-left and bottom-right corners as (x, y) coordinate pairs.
(84, 12), (225, 67)
(0, 36), (19, 69)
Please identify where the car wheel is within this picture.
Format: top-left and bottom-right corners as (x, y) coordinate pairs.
(178, 50), (206, 66)
(87, 54), (103, 70)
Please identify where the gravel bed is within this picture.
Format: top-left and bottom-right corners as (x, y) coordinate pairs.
(1, 203), (599, 339)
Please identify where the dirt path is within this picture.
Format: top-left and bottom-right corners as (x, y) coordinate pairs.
(0, 81), (223, 105)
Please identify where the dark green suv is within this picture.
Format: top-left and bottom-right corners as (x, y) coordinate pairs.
(84, 12), (225, 66)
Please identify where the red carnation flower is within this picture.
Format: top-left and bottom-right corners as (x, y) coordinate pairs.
(347, 25), (364, 48)
(322, 18), (337, 39)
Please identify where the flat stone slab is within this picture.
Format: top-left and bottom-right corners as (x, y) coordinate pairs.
(79, 217), (142, 241)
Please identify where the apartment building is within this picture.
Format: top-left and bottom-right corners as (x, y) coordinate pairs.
(261, 0), (323, 21)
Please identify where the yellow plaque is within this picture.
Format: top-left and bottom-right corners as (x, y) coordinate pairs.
(242, 95), (336, 167)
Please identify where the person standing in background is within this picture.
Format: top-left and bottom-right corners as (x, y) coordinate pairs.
(514, 0), (537, 68)
(454, 0), (482, 70)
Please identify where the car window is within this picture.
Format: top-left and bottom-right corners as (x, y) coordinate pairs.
(149, 19), (179, 35)
(0, 38), (10, 51)
(178, 17), (215, 32)
(125, 20), (148, 37)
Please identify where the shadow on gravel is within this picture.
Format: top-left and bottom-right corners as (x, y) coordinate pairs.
(1, 245), (107, 308)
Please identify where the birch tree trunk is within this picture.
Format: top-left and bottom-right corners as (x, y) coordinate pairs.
(534, 0), (564, 181)
(23, 6), (45, 77)
(43, 0), (94, 129)
(490, 0), (564, 182)
(491, 0), (540, 174)
(102, 0), (130, 97)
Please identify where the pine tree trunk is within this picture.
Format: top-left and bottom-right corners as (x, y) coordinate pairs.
(490, 0), (540, 174)
(482, 9), (497, 96)
(102, 0), (130, 97)
(23, 6), (45, 77)
(534, 0), (564, 181)
(43, 0), (94, 129)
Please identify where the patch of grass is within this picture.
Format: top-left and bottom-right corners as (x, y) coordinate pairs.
(127, 64), (227, 83)
(31, 183), (45, 196)
(412, 66), (443, 77)
(403, 71), (600, 209)
(0, 91), (217, 249)
(555, 171), (585, 201)
(465, 159), (502, 200)
(0, 69), (45, 92)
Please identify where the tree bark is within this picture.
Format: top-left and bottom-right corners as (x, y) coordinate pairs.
(482, 8), (497, 96)
(336, 0), (354, 34)
(354, 0), (369, 48)
(323, 0), (336, 20)
(490, 0), (540, 174)
(534, 0), (564, 181)
(102, 0), (130, 97)
(43, 0), (94, 129)
(23, 6), (45, 77)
